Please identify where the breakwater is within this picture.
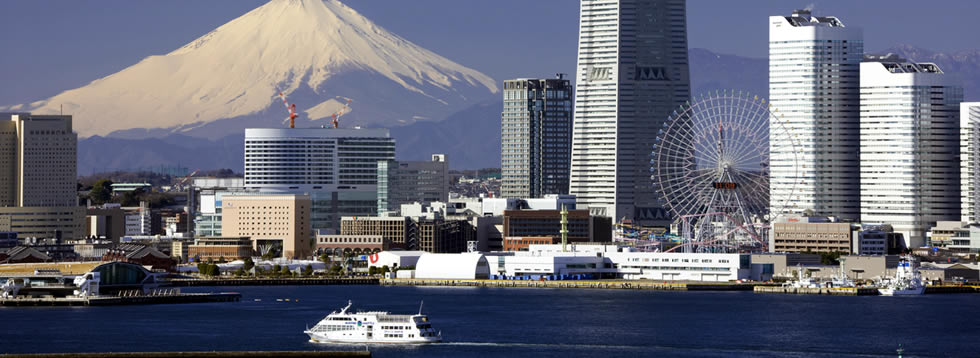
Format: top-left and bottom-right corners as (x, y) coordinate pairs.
(380, 278), (756, 291)
(166, 278), (378, 287)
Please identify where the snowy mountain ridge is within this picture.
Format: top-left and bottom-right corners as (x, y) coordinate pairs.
(4, 0), (498, 138)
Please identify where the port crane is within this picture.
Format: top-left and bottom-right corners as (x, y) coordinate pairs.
(169, 168), (200, 192)
(329, 96), (353, 129)
(278, 91), (299, 128)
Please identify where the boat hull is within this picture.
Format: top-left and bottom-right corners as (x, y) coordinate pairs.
(306, 331), (441, 344)
(878, 287), (925, 296)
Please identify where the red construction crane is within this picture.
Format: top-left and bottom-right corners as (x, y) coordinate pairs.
(330, 97), (353, 129)
(278, 91), (299, 128)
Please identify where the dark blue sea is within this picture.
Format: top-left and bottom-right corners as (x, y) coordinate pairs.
(1, 285), (977, 357)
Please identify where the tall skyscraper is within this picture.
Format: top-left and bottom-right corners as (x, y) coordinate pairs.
(860, 55), (962, 248)
(769, 10), (863, 221)
(0, 113), (84, 241)
(501, 76), (572, 198)
(244, 128), (395, 233)
(568, 0), (691, 225)
(962, 102), (980, 224)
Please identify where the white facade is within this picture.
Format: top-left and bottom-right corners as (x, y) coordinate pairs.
(961, 102), (980, 223)
(414, 253), (491, 280)
(244, 127), (395, 233)
(568, 0), (690, 225)
(860, 56), (962, 248)
(367, 251), (426, 269)
(769, 10), (863, 220)
(606, 252), (748, 282)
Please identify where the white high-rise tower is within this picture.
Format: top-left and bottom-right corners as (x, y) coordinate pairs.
(962, 102), (980, 224)
(769, 10), (863, 221)
(860, 55), (962, 248)
(568, 0), (690, 226)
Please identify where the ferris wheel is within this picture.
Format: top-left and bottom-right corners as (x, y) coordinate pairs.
(651, 90), (798, 252)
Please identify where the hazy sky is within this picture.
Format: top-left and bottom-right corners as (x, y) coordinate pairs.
(1, 0), (977, 105)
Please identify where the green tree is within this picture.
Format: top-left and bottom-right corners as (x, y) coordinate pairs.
(243, 257), (255, 272)
(368, 266), (378, 275)
(329, 264), (342, 276)
(319, 253), (331, 265)
(89, 179), (114, 204)
(303, 264), (313, 276)
(234, 268), (245, 276)
(381, 265), (390, 274)
(281, 265), (292, 276)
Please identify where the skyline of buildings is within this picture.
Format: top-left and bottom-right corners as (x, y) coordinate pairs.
(2, 2), (980, 259)
(568, 0), (691, 226)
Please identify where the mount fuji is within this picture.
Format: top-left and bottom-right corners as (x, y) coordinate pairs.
(2, 0), (498, 139)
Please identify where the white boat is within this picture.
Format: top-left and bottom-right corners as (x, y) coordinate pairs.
(877, 255), (925, 296)
(305, 300), (441, 344)
(783, 264), (821, 288)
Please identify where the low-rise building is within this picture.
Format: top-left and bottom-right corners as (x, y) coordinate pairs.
(103, 244), (174, 272)
(769, 215), (856, 253)
(927, 221), (980, 253)
(750, 253), (821, 278)
(220, 194), (312, 259)
(853, 224), (905, 255)
(502, 237), (559, 251)
(188, 237), (254, 262)
(0, 246), (50, 264)
(85, 206), (126, 243)
(316, 234), (388, 257)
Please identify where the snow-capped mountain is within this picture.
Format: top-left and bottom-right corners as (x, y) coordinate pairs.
(3, 0), (498, 138)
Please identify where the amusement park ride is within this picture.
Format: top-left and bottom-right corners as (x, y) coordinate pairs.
(618, 90), (800, 253)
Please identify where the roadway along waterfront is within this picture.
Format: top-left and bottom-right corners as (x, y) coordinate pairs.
(1, 285), (976, 357)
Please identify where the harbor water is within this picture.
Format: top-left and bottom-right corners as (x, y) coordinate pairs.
(1, 285), (976, 357)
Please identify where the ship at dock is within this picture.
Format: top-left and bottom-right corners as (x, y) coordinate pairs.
(877, 255), (925, 296)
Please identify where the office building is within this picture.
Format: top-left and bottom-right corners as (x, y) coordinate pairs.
(853, 224), (904, 255)
(220, 194), (312, 259)
(502, 209), (611, 243)
(769, 215), (855, 253)
(501, 77), (572, 198)
(860, 55), (962, 247)
(0, 113), (84, 241)
(188, 178), (249, 237)
(568, 0), (691, 225)
(377, 154), (450, 215)
(961, 102), (980, 223)
(188, 237), (254, 262)
(769, 10), (863, 220)
(244, 128), (395, 233)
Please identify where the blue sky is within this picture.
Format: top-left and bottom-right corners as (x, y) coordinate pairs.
(1, 0), (978, 105)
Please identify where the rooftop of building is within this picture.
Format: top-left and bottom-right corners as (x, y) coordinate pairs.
(244, 127), (390, 139)
(782, 9), (845, 27)
(863, 54), (943, 74)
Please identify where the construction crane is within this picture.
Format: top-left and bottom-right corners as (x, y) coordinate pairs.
(330, 97), (353, 129)
(278, 91), (299, 128)
(170, 168), (200, 192)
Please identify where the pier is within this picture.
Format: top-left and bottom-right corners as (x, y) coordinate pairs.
(166, 277), (378, 287)
(753, 286), (879, 295)
(380, 278), (757, 291)
(0, 292), (241, 306)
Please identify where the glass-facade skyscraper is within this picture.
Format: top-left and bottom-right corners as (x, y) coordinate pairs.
(568, 0), (691, 225)
(501, 77), (572, 198)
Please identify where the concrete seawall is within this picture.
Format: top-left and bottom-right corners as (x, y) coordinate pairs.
(0, 292), (241, 306)
(380, 278), (756, 291)
(753, 286), (879, 295)
(167, 278), (378, 287)
(0, 351), (369, 358)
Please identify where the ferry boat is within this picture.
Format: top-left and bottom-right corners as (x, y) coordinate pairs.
(305, 300), (441, 344)
(877, 255), (925, 296)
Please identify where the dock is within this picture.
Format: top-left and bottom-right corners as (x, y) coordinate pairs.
(166, 278), (378, 287)
(380, 278), (757, 291)
(753, 286), (879, 295)
(0, 351), (369, 358)
(0, 292), (241, 306)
